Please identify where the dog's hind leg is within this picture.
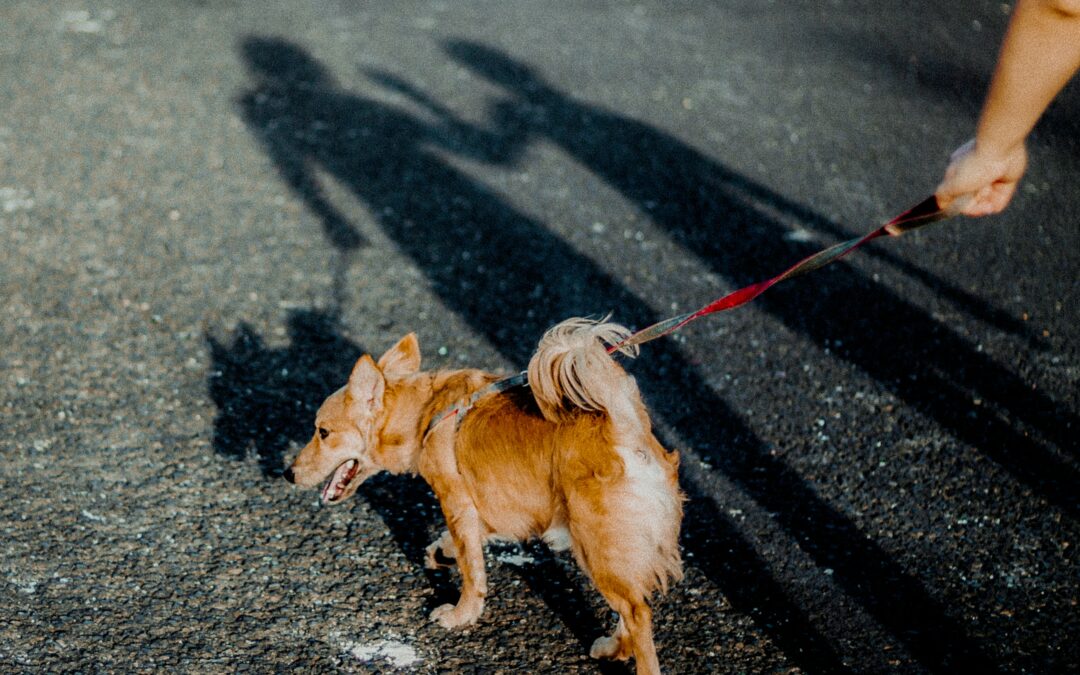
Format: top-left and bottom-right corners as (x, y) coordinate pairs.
(571, 519), (665, 673)
(565, 449), (677, 674)
(589, 585), (661, 675)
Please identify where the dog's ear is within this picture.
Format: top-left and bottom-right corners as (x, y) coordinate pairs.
(347, 354), (385, 413)
(377, 333), (421, 377)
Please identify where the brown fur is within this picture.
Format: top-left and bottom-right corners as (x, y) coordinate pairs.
(284, 318), (684, 674)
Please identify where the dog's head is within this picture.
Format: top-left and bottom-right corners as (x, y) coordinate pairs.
(283, 333), (421, 504)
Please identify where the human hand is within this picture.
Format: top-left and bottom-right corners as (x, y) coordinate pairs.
(935, 139), (1028, 216)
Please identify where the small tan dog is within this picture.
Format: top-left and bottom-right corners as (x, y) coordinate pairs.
(284, 318), (684, 674)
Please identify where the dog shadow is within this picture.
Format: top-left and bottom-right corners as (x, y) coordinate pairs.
(206, 309), (458, 604)
(505, 541), (634, 675)
(207, 309), (357, 476)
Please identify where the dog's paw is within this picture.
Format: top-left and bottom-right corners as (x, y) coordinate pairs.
(424, 542), (457, 570)
(425, 532), (458, 570)
(590, 635), (632, 661)
(430, 602), (481, 629)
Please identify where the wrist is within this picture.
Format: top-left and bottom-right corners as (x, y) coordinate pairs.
(971, 137), (1025, 165)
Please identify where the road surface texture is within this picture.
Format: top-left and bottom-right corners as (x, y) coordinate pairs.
(1, 1), (1077, 673)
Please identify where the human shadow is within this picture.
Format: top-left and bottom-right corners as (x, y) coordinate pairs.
(231, 36), (1014, 672)
(367, 69), (1045, 354)
(441, 39), (1079, 507)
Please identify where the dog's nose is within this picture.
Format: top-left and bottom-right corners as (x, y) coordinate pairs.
(282, 466), (295, 483)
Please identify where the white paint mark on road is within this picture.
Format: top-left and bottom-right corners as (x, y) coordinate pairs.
(81, 510), (107, 523)
(495, 550), (536, 567)
(342, 638), (421, 668)
(60, 10), (114, 34)
(10, 577), (38, 594)
(0, 188), (34, 213)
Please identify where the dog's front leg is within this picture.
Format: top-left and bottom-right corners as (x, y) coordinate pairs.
(429, 494), (487, 629)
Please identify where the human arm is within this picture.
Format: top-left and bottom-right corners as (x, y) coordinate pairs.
(936, 0), (1080, 216)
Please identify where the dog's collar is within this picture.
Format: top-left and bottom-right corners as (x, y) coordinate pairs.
(423, 370), (528, 442)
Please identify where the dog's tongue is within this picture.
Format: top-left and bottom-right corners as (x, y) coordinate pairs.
(321, 459), (358, 504)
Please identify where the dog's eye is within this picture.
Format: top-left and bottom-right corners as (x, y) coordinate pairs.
(318, 427), (329, 440)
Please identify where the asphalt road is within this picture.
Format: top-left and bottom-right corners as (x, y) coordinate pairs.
(1, 1), (1077, 673)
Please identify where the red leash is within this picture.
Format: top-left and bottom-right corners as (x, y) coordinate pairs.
(610, 194), (961, 352)
(426, 194), (962, 437)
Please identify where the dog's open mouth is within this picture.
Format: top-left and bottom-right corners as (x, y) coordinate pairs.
(321, 459), (360, 504)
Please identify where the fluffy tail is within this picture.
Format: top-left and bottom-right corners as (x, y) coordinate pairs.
(527, 317), (640, 422)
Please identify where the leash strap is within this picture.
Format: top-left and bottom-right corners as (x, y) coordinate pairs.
(609, 195), (954, 351)
(425, 194), (958, 438)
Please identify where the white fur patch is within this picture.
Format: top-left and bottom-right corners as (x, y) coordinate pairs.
(615, 444), (680, 534)
(617, 445), (669, 493)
